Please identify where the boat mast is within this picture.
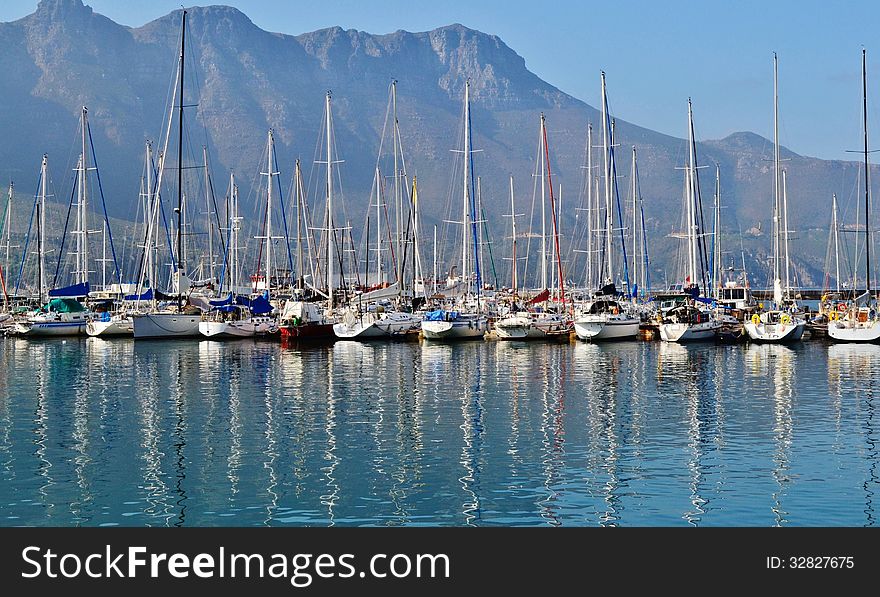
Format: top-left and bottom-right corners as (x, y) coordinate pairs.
(175, 10), (187, 309)
(540, 114), (548, 291)
(462, 81), (471, 294)
(631, 146), (639, 296)
(507, 176), (519, 291)
(832, 193), (841, 293)
(230, 172), (238, 294)
(713, 164), (721, 299)
(39, 155), (47, 303)
(601, 72), (613, 286)
(863, 48), (872, 296)
(374, 166), (382, 287)
(687, 99), (699, 292)
(262, 130), (278, 294)
(392, 80), (404, 298)
(586, 124), (593, 290)
(772, 52), (783, 305)
(77, 106), (91, 286)
(325, 91), (336, 310)
(294, 160), (304, 292)
(203, 147), (214, 285)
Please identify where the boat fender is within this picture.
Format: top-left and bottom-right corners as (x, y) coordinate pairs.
(829, 311), (838, 321)
(780, 314), (791, 325)
(838, 303), (847, 312)
(751, 314), (761, 325)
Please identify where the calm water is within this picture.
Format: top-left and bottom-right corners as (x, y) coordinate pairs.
(0, 336), (877, 526)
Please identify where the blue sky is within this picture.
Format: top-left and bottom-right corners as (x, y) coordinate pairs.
(2, 0), (877, 161)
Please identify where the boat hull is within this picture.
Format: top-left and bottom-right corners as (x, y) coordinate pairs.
(743, 320), (806, 343)
(132, 312), (201, 339)
(495, 316), (571, 340)
(421, 316), (487, 340)
(574, 316), (640, 341)
(659, 321), (720, 342)
(827, 321), (880, 342)
(279, 322), (336, 340)
(11, 320), (86, 336)
(86, 318), (134, 337)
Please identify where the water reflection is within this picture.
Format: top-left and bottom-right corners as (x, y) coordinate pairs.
(2, 338), (880, 526)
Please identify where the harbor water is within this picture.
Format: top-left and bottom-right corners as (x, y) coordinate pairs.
(0, 336), (877, 526)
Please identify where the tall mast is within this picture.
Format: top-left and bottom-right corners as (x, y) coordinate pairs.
(462, 81), (471, 293)
(631, 145), (638, 295)
(77, 106), (91, 286)
(773, 52), (783, 305)
(832, 193), (841, 293)
(294, 160), (304, 291)
(863, 48), (872, 295)
(601, 72), (613, 285)
(39, 155), (47, 303)
(586, 124), (593, 290)
(687, 99), (699, 291)
(509, 176), (519, 291)
(540, 114), (548, 290)
(176, 10), (187, 304)
(411, 177), (424, 297)
(230, 172), (238, 293)
(262, 130), (277, 293)
(374, 166), (382, 286)
(3, 182), (12, 289)
(715, 168), (721, 297)
(203, 146), (214, 285)
(392, 80), (403, 297)
(325, 91), (335, 310)
(542, 114), (567, 308)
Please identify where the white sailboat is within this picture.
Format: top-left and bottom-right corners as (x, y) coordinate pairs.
(658, 98), (721, 342)
(334, 82), (421, 339)
(422, 80), (489, 340)
(829, 49), (880, 342)
(496, 113), (572, 340)
(574, 73), (639, 341)
(11, 152), (93, 337)
(132, 10), (202, 339)
(745, 54), (805, 343)
(200, 132), (281, 339)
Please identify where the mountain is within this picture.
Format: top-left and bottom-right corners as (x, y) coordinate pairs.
(0, 0), (868, 288)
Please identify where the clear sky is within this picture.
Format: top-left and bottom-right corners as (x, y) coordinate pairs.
(2, 0), (877, 161)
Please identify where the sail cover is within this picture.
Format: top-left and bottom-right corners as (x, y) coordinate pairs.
(48, 282), (90, 298)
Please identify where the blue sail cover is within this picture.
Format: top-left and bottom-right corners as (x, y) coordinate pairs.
(236, 294), (273, 315)
(48, 281), (90, 298)
(124, 288), (153, 301)
(209, 293), (234, 307)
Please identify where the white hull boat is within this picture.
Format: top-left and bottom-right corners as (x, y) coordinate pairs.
(199, 317), (277, 339)
(744, 312), (805, 343)
(333, 310), (421, 339)
(86, 315), (134, 337)
(828, 318), (880, 342)
(574, 314), (639, 341)
(659, 320), (720, 342)
(421, 313), (487, 340)
(132, 312), (201, 339)
(494, 313), (571, 340)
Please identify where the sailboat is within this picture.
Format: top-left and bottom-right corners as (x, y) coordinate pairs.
(421, 80), (489, 340)
(658, 98), (722, 342)
(9, 154), (92, 336)
(278, 156), (336, 340)
(744, 53), (806, 343)
(0, 182), (16, 326)
(334, 82), (422, 339)
(132, 10), (202, 339)
(496, 114), (571, 340)
(199, 143), (278, 340)
(828, 49), (880, 342)
(574, 73), (640, 341)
